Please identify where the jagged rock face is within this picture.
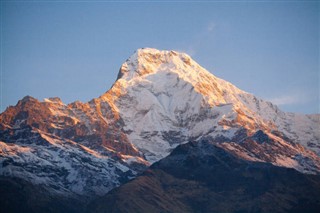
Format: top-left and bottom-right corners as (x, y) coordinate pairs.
(88, 140), (320, 213)
(0, 95), (139, 156)
(0, 48), (320, 200)
(0, 92), (148, 198)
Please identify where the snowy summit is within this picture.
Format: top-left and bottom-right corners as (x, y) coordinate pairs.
(0, 48), (319, 202)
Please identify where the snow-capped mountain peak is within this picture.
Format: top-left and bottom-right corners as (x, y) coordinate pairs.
(118, 48), (195, 80)
(99, 48), (320, 171)
(116, 48), (267, 114)
(0, 48), (319, 202)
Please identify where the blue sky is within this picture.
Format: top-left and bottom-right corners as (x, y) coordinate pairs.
(1, 1), (319, 114)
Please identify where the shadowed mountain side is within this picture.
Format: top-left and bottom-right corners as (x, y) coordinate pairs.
(88, 140), (320, 213)
(0, 177), (86, 213)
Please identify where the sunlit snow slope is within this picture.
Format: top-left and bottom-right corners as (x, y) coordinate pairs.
(101, 48), (320, 172)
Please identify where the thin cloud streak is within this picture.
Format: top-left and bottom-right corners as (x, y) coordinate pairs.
(179, 21), (216, 57)
(207, 22), (216, 32)
(269, 95), (299, 106)
(268, 93), (309, 106)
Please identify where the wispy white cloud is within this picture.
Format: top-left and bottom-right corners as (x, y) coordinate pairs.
(178, 21), (216, 57)
(207, 22), (216, 32)
(269, 95), (299, 106)
(268, 93), (309, 106)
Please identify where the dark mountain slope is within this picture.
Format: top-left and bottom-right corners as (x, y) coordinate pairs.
(88, 140), (320, 213)
(0, 177), (85, 213)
